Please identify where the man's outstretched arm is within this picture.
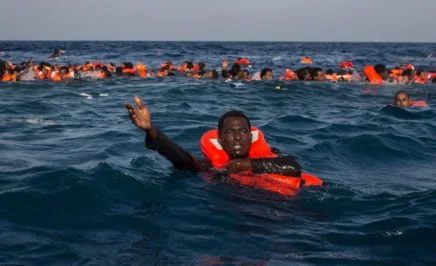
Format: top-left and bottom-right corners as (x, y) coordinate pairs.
(125, 96), (212, 172)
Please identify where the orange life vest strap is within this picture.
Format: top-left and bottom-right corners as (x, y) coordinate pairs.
(409, 100), (429, 107)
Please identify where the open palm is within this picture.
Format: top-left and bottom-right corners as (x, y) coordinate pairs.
(125, 96), (152, 130)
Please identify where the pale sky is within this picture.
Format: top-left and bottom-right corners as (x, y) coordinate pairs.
(1, 0), (435, 42)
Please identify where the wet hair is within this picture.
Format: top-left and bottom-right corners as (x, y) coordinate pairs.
(415, 69), (424, 76)
(402, 69), (414, 78)
(59, 66), (69, 73)
(394, 90), (409, 100)
(108, 62), (116, 67)
(123, 62), (133, 69)
(167, 72), (176, 76)
(186, 61), (194, 69)
(309, 67), (323, 79)
(432, 77), (436, 83)
(230, 63), (241, 78)
(209, 69), (218, 79)
(374, 64), (387, 75)
(337, 70), (347, 75)
(260, 68), (273, 79)
(295, 67), (311, 80)
(102, 68), (112, 78)
(243, 69), (250, 76)
(218, 110), (251, 136)
(115, 67), (123, 75)
(326, 69), (334, 75)
(14, 66), (25, 73)
(198, 62), (205, 70)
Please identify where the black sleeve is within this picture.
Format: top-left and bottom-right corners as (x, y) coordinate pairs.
(251, 156), (302, 177)
(145, 128), (212, 172)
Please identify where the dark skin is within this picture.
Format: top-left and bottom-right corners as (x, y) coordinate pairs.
(125, 96), (252, 174)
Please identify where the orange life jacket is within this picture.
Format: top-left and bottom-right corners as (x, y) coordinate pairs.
(50, 71), (62, 82)
(363, 65), (383, 84)
(200, 127), (323, 196)
(386, 100), (429, 108)
(414, 75), (428, 84)
(62, 71), (75, 79)
(405, 64), (415, 70)
(390, 69), (403, 76)
(137, 70), (148, 78)
(1, 73), (16, 82)
(36, 70), (46, 80)
(92, 62), (104, 68)
(325, 74), (338, 81)
(279, 69), (296, 81)
(178, 65), (188, 72)
(409, 100), (429, 107)
(160, 63), (176, 70)
(98, 71), (106, 79)
(122, 68), (136, 75)
(337, 74), (352, 82)
(155, 71), (167, 77)
(339, 61), (353, 68)
(300, 56), (313, 64)
(235, 58), (250, 65)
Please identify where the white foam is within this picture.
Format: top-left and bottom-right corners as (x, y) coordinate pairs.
(14, 118), (58, 125)
(232, 82), (245, 88)
(79, 93), (93, 99)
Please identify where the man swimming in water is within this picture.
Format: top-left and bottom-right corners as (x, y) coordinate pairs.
(393, 90), (410, 107)
(125, 96), (302, 176)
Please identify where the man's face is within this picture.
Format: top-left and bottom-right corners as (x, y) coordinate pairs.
(314, 71), (325, 81)
(243, 71), (249, 79)
(395, 92), (409, 107)
(218, 117), (252, 159)
(262, 71), (273, 80)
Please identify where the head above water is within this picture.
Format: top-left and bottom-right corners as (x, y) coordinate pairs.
(374, 64), (389, 80)
(260, 68), (273, 80)
(310, 67), (325, 81)
(217, 111), (252, 159)
(394, 90), (409, 107)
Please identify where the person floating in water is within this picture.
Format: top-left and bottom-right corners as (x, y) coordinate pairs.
(125, 96), (303, 175)
(48, 48), (65, 58)
(392, 90), (429, 107)
(125, 96), (324, 197)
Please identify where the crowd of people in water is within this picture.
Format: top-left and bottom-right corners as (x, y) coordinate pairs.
(1, 48), (435, 84)
(0, 49), (434, 107)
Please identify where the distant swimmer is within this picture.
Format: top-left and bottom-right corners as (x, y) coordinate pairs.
(125, 96), (323, 196)
(48, 48), (65, 58)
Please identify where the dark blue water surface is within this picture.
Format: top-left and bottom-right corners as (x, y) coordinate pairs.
(1, 41), (436, 265)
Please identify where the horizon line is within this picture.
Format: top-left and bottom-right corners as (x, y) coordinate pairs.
(1, 40), (436, 44)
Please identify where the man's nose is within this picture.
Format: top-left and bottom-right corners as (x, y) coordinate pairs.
(234, 131), (242, 140)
